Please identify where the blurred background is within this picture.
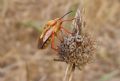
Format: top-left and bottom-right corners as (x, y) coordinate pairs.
(0, 0), (120, 81)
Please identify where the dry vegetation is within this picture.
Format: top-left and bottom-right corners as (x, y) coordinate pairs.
(0, 0), (120, 81)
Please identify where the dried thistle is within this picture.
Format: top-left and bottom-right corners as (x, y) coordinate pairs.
(54, 9), (96, 81)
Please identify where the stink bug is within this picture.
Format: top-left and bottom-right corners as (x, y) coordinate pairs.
(38, 11), (74, 51)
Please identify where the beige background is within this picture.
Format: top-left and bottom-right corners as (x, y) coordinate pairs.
(0, 0), (120, 81)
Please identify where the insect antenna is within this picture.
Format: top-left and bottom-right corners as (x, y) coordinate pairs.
(59, 11), (73, 19)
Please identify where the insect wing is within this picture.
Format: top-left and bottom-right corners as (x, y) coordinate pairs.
(38, 27), (53, 49)
(43, 27), (53, 42)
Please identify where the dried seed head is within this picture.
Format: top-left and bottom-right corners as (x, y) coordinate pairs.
(75, 35), (83, 42)
(66, 35), (75, 45)
(58, 33), (95, 70)
(56, 9), (96, 70)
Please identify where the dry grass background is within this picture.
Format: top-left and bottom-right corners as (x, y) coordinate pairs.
(0, 0), (120, 81)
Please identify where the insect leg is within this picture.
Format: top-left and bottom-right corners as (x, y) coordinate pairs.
(51, 32), (58, 51)
(61, 26), (73, 34)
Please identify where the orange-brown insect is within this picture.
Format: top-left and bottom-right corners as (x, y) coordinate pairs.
(38, 11), (74, 51)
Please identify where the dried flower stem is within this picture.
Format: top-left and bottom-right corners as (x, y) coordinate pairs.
(63, 64), (75, 81)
